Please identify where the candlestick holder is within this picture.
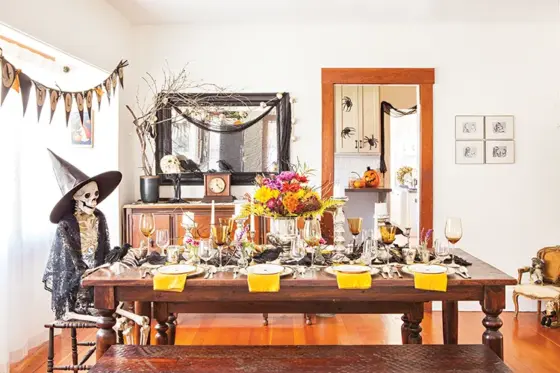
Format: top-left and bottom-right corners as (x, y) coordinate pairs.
(249, 230), (256, 244)
(402, 227), (412, 248)
(332, 197), (348, 253)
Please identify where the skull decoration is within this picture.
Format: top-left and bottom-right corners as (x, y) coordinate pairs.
(160, 155), (182, 174)
(73, 181), (99, 215)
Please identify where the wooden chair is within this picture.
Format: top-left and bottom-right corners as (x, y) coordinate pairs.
(513, 246), (560, 318)
(44, 320), (97, 372)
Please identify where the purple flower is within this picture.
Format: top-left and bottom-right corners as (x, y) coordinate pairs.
(263, 177), (282, 190)
(277, 171), (297, 182)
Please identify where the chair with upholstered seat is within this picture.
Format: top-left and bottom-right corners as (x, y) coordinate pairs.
(513, 246), (560, 318)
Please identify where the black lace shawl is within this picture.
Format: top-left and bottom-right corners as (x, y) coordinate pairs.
(42, 210), (111, 319)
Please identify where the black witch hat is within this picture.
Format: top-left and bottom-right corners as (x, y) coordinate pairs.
(48, 149), (122, 223)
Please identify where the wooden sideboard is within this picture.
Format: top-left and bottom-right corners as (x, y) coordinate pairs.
(123, 201), (267, 247)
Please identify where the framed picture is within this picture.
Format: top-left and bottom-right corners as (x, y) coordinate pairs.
(485, 116), (514, 140)
(485, 141), (514, 164)
(70, 110), (94, 147)
(456, 141), (484, 164)
(455, 116), (484, 140)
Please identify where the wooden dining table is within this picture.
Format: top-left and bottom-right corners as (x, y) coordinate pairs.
(82, 249), (516, 361)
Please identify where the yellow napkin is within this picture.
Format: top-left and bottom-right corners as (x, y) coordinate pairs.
(336, 272), (372, 289)
(414, 272), (447, 292)
(247, 273), (280, 292)
(153, 273), (187, 292)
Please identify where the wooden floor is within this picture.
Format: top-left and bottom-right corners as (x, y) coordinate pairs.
(11, 311), (560, 373)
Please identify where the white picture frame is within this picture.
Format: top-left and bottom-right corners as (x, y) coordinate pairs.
(455, 116), (484, 140)
(456, 141), (484, 164)
(485, 141), (514, 164)
(485, 116), (514, 140)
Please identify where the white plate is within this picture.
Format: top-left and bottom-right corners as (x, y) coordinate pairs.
(325, 266), (380, 276)
(247, 264), (285, 275)
(332, 265), (372, 274)
(158, 264), (197, 275)
(402, 265), (455, 275)
(240, 266), (293, 277)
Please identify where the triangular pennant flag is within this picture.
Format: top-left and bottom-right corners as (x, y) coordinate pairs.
(18, 72), (32, 116)
(104, 78), (112, 104)
(1, 59), (16, 105)
(111, 72), (117, 95)
(49, 89), (60, 124)
(34, 82), (47, 122)
(12, 69), (21, 93)
(74, 92), (85, 124)
(95, 85), (103, 111)
(85, 89), (93, 122)
(63, 92), (73, 126)
(117, 65), (125, 89)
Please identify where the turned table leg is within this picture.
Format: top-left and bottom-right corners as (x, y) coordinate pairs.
(154, 303), (169, 345)
(481, 286), (506, 360)
(167, 313), (177, 345)
(442, 300), (458, 344)
(96, 309), (117, 359)
(408, 303), (424, 345)
(401, 314), (411, 344)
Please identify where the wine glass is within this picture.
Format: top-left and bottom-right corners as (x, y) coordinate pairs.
(140, 213), (155, 251)
(303, 218), (322, 272)
(212, 222), (231, 272)
(434, 239), (450, 263)
(290, 236), (306, 277)
(445, 217), (463, 268)
(198, 238), (217, 270)
(361, 238), (375, 266)
(379, 224), (396, 264)
(347, 217), (363, 250)
(155, 229), (170, 255)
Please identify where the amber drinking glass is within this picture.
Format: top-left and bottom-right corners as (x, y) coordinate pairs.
(347, 217), (363, 250)
(140, 213), (155, 252)
(212, 222), (232, 272)
(379, 224), (397, 245)
(445, 217), (463, 268)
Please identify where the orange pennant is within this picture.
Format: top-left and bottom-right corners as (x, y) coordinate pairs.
(12, 69), (21, 93)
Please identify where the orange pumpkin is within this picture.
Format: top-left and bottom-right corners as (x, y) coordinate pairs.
(363, 167), (380, 187)
(352, 178), (366, 188)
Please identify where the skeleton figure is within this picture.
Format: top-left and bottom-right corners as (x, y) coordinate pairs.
(529, 257), (545, 285)
(43, 150), (149, 343)
(160, 154), (182, 174)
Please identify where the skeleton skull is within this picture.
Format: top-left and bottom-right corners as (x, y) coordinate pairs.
(160, 155), (182, 174)
(73, 181), (99, 215)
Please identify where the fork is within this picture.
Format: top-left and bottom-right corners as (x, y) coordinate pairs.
(459, 266), (471, 279)
(392, 267), (403, 278)
(382, 265), (393, 279)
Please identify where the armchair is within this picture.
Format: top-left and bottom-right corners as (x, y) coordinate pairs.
(513, 246), (560, 318)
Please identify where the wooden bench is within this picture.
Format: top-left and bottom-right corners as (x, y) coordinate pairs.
(90, 345), (512, 373)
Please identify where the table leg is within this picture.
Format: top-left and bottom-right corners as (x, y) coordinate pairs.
(401, 314), (411, 344)
(167, 313), (177, 345)
(95, 308), (116, 359)
(154, 303), (169, 345)
(408, 304), (423, 345)
(442, 300), (458, 344)
(481, 286), (505, 360)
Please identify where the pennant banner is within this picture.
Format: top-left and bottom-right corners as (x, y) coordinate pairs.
(0, 51), (128, 123)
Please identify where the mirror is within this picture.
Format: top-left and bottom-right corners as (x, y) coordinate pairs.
(333, 84), (419, 244)
(156, 93), (292, 185)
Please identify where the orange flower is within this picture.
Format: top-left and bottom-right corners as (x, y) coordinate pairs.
(282, 194), (300, 214)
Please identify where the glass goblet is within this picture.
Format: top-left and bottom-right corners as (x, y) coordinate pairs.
(155, 229), (170, 255)
(140, 213), (155, 251)
(212, 223), (231, 272)
(347, 217), (363, 250)
(445, 217), (463, 268)
(303, 218), (322, 272)
(198, 238), (217, 270)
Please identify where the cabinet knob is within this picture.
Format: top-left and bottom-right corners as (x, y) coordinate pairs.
(355, 140), (358, 149)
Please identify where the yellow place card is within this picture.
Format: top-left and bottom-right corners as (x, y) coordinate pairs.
(414, 272), (447, 292)
(153, 273), (187, 292)
(247, 273), (280, 292)
(336, 272), (372, 289)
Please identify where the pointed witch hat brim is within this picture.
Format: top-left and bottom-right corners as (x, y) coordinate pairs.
(48, 149), (122, 223)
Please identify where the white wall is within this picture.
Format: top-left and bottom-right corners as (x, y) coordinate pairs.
(127, 21), (560, 311)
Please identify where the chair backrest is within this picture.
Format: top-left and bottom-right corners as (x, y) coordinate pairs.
(537, 246), (560, 284)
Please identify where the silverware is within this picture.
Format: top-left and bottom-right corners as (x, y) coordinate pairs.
(392, 267), (403, 278)
(233, 267), (239, 279)
(380, 271), (388, 279)
(141, 269), (150, 279)
(460, 266), (471, 279)
(382, 265), (392, 279)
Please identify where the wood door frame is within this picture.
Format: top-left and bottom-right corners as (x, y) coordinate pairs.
(321, 68), (435, 239)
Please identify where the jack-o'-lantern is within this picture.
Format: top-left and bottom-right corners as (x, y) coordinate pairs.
(363, 167), (380, 188)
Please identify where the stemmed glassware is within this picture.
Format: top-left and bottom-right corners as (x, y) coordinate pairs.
(290, 236), (306, 277)
(155, 229), (170, 255)
(198, 238), (217, 269)
(347, 218), (363, 250)
(140, 213), (155, 254)
(212, 218), (233, 272)
(434, 239), (450, 263)
(303, 218), (322, 272)
(379, 224), (396, 264)
(445, 217), (463, 268)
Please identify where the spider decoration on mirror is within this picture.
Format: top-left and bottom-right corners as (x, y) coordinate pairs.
(342, 96), (353, 112)
(341, 126), (356, 139)
(363, 135), (379, 149)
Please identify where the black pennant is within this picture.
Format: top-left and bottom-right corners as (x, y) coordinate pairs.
(49, 89), (60, 124)
(34, 82), (47, 122)
(18, 72), (32, 116)
(63, 92), (73, 126)
(85, 89), (93, 122)
(104, 78), (111, 104)
(118, 65), (125, 89)
(111, 72), (117, 95)
(74, 92), (85, 124)
(1, 58), (16, 106)
(95, 85), (103, 111)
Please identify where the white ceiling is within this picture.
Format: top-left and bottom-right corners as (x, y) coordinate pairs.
(107, 0), (560, 25)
